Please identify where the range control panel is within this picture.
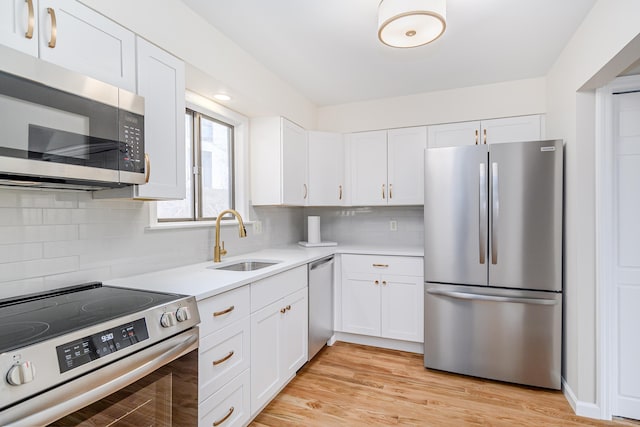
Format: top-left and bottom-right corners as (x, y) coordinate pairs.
(55, 318), (149, 373)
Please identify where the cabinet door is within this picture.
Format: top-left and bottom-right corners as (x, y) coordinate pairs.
(341, 272), (381, 336)
(38, 0), (135, 92)
(427, 121), (480, 148)
(349, 130), (388, 206)
(135, 37), (186, 200)
(381, 275), (424, 342)
(308, 131), (345, 206)
(282, 118), (308, 206)
(387, 126), (427, 205)
(480, 115), (542, 144)
(281, 288), (308, 377)
(0, 0), (39, 56)
(250, 299), (283, 414)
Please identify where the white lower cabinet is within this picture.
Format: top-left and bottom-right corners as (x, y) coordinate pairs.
(199, 370), (251, 427)
(250, 266), (308, 415)
(340, 254), (424, 342)
(198, 286), (251, 427)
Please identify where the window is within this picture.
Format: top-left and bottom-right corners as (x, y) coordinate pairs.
(157, 109), (234, 221)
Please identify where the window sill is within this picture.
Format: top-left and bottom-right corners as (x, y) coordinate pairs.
(146, 219), (254, 231)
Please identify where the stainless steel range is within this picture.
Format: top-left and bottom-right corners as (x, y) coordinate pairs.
(0, 282), (200, 426)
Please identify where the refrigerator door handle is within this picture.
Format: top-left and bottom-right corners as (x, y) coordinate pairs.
(491, 162), (499, 265)
(426, 289), (559, 306)
(479, 163), (487, 264)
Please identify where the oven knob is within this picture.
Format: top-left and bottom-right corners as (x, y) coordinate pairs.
(7, 361), (36, 386)
(160, 312), (176, 328)
(176, 307), (191, 322)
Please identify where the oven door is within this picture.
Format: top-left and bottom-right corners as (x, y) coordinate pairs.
(0, 328), (198, 427)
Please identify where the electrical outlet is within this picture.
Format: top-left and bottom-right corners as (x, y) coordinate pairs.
(389, 220), (397, 231)
(253, 221), (263, 235)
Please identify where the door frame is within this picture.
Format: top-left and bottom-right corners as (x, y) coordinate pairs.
(596, 74), (640, 420)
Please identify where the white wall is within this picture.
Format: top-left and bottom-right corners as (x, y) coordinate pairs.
(0, 188), (303, 300)
(545, 0), (640, 411)
(317, 77), (546, 132)
(78, 0), (317, 128)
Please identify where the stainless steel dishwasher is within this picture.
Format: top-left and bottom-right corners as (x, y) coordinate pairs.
(308, 256), (334, 360)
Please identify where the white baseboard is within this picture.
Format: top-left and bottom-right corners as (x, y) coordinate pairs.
(334, 332), (423, 354)
(562, 378), (606, 420)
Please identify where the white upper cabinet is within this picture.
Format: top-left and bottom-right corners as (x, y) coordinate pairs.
(0, 0), (39, 56)
(427, 121), (481, 148)
(251, 117), (308, 206)
(348, 130), (388, 206)
(348, 126), (426, 206)
(479, 115), (543, 144)
(308, 131), (345, 206)
(428, 115), (543, 148)
(134, 37), (186, 200)
(387, 126), (427, 205)
(38, 0), (136, 92)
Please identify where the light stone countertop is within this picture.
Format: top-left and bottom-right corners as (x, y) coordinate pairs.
(106, 244), (423, 301)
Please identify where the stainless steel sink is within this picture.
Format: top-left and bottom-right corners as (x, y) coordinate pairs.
(208, 260), (280, 272)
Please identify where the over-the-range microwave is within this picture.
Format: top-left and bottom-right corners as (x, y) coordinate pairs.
(0, 45), (146, 190)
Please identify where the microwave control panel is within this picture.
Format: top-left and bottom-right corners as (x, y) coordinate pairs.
(119, 111), (145, 174)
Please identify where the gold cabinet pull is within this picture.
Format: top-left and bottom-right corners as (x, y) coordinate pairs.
(286, 304), (291, 311)
(47, 8), (57, 48)
(303, 183), (308, 199)
(25, 0), (34, 39)
(475, 129), (479, 145)
(382, 280), (387, 286)
(212, 406), (234, 426)
(382, 184), (386, 199)
(144, 153), (151, 183)
(374, 280), (379, 285)
(339, 185), (343, 200)
(212, 350), (234, 366)
(483, 128), (487, 145)
(389, 183), (393, 199)
(213, 305), (235, 317)
(280, 307), (286, 314)
(372, 263), (389, 268)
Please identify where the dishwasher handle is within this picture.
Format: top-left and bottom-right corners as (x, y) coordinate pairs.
(309, 256), (334, 271)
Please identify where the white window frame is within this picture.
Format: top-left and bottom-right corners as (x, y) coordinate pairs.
(148, 91), (250, 229)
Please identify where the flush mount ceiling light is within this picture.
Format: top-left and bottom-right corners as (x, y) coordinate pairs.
(378, 0), (446, 48)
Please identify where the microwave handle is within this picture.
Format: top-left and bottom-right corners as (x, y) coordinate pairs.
(144, 153), (151, 184)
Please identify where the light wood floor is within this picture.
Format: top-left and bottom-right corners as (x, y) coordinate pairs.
(251, 342), (639, 426)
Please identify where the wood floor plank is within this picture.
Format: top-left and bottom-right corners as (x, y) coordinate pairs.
(251, 342), (640, 426)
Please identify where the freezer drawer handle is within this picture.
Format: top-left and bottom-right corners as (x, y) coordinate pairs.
(426, 289), (558, 306)
(372, 263), (389, 268)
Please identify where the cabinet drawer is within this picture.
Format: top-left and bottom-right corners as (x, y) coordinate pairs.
(199, 318), (250, 402)
(341, 254), (423, 276)
(250, 266), (307, 312)
(199, 286), (250, 337)
(199, 369), (250, 427)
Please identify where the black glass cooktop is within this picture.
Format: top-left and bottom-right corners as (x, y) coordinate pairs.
(0, 283), (183, 353)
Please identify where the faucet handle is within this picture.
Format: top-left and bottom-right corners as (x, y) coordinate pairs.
(220, 241), (228, 256)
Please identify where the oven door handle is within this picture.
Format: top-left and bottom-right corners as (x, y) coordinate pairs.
(1, 328), (199, 427)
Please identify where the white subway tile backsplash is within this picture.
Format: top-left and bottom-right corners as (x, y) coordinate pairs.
(0, 277), (45, 299)
(0, 257), (78, 283)
(0, 208), (43, 226)
(0, 243), (43, 263)
(0, 225), (79, 244)
(43, 209), (73, 225)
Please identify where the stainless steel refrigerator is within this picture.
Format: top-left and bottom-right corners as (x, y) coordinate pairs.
(423, 139), (563, 390)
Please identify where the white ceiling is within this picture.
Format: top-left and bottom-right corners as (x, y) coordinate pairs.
(180, 0), (597, 107)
